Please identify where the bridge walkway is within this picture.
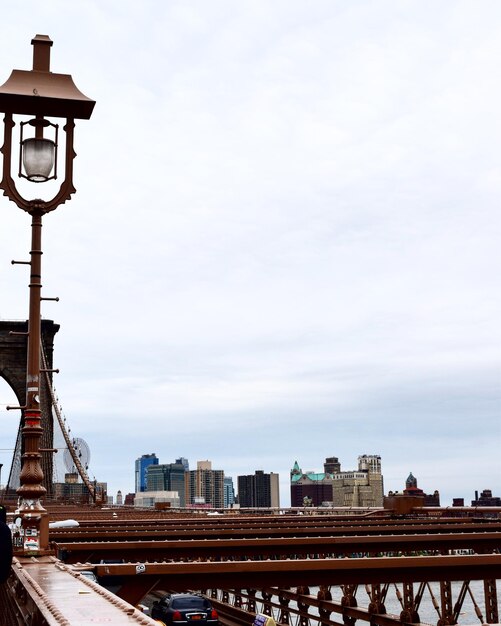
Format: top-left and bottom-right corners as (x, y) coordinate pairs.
(3, 556), (157, 625)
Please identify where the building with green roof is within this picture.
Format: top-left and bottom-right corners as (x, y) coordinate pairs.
(290, 455), (383, 507)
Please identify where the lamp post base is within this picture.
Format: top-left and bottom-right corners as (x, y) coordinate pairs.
(12, 500), (50, 556)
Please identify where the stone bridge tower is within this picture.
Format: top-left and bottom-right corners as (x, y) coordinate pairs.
(0, 319), (59, 496)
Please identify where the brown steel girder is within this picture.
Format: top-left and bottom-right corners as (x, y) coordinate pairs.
(93, 554), (501, 607)
(53, 531), (501, 564)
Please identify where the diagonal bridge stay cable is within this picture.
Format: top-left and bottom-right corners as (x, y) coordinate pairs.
(40, 343), (96, 502)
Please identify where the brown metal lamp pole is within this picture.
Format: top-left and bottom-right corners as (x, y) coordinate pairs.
(16, 210), (46, 534)
(0, 35), (95, 555)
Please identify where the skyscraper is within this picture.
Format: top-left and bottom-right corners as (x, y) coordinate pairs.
(187, 460), (224, 508)
(146, 461), (186, 506)
(135, 453), (158, 493)
(237, 470), (280, 508)
(224, 476), (235, 508)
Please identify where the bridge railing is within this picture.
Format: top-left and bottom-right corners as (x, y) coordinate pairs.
(208, 581), (499, 626)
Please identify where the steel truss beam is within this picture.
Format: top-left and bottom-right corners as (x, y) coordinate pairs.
(93, 553), (501, 606)
(54, 531), (501, 563)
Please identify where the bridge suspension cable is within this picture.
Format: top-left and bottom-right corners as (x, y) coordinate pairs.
(41, 343), (96, 502)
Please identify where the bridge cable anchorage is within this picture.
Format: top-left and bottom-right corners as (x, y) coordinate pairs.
(40, 342), (96, 502)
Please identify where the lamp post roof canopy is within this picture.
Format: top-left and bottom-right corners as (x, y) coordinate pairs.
(0, 35), (95, 120)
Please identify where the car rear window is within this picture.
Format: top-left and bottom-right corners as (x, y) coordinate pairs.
(172, 597), (209, 610)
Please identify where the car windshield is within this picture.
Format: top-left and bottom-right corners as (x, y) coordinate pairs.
(172, 597), (209, 610)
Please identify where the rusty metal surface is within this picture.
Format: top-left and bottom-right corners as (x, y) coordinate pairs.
(5, 556), (157, 625)
(3, 507), (501, 623)
(210, 584), (500, 626)
(92, 553), (501, 600)
(49, 517), (501, 542)
(54, 530), (501, 564)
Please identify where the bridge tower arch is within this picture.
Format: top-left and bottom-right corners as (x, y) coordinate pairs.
(0, 319), (59, 497)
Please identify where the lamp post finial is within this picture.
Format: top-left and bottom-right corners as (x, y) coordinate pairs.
(31, 35), (53, 73)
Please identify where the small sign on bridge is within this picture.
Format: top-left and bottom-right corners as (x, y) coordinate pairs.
(253, 614), (276, 626)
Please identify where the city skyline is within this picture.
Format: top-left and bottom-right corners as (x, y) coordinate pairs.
(0, 2), (500, 507)
(120, 452), (491, 509)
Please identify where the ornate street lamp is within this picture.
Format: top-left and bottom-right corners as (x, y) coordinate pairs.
(0, 35), (95, 554)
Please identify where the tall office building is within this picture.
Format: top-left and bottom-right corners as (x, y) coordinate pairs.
(146, 461), (186, 506)
(224, 476), (235, 508)
(135, 453), (158, 493)
(237, 470), (280, 508)
(187, 460), (224, 508)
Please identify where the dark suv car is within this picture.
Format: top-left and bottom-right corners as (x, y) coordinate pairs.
(151, 593), (219, 626)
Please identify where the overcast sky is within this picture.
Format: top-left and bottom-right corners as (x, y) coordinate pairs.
(0, 1), (500, 507)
